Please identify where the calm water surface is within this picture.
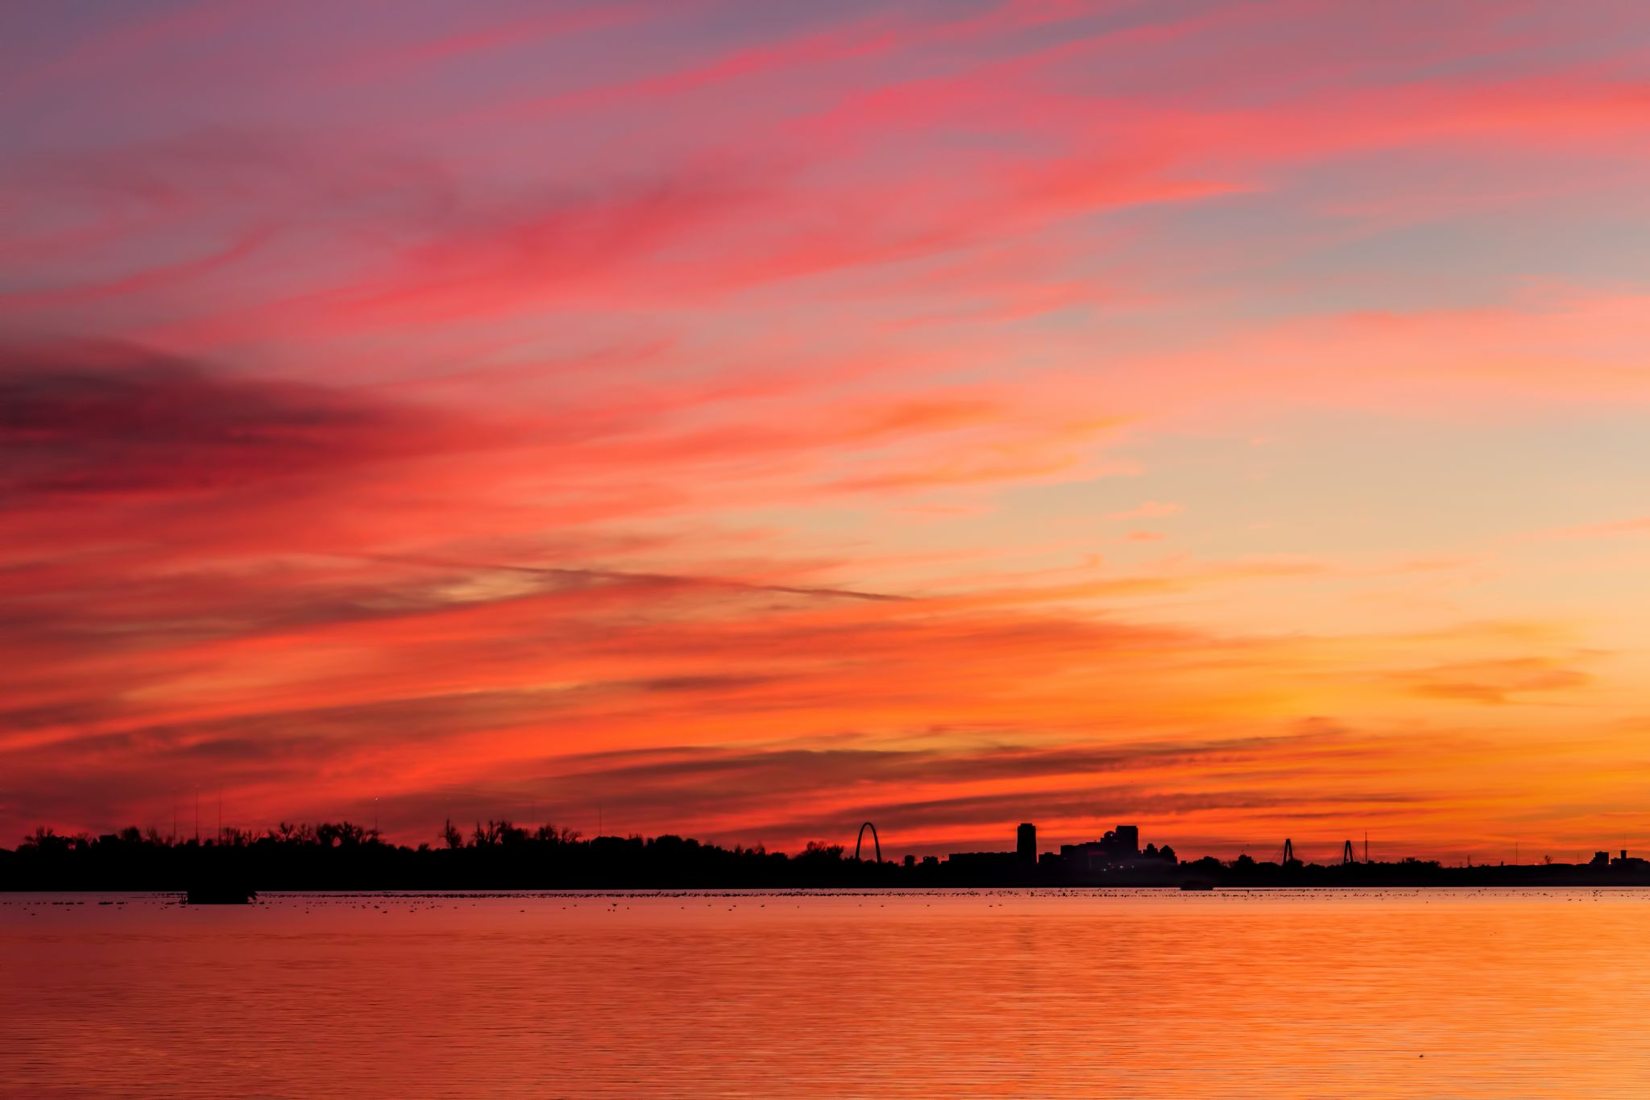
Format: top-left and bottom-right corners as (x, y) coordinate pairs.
(4, 889), (1648, 1097)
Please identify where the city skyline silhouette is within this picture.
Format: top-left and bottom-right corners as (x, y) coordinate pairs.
(9, 814), (1650, 894)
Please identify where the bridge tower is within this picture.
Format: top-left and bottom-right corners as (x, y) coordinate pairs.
(1281, 837), (1296, 864)
(1342, 839), (1356, 865)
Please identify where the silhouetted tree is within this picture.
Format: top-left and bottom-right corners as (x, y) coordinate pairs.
(315, 821), (370, 848)
(497, 821), (529, 847)
(533, 824), (580, 844)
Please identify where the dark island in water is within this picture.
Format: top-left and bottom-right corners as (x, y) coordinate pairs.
(5, 819), (1649, 893)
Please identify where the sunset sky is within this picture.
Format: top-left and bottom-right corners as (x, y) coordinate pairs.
(5, 0), (1650, 862)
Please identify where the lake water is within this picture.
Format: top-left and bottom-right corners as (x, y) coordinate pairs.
(4, 889), (1648, 1097)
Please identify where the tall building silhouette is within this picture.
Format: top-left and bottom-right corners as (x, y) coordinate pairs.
(1017, 823), (1036, 865)
(1114, 824), (1139, 855)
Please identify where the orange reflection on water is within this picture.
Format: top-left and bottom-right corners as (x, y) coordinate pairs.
(4, 889), (1648, 1097)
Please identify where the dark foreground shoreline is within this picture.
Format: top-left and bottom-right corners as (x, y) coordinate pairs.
(7, 824), (1649, 892)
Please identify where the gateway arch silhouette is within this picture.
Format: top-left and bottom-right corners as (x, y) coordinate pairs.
(854, 821), (881, 863)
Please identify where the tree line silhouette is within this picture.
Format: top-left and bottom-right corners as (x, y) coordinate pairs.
(5, 820), (1648, 890)
(0, 820), (899, 890)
